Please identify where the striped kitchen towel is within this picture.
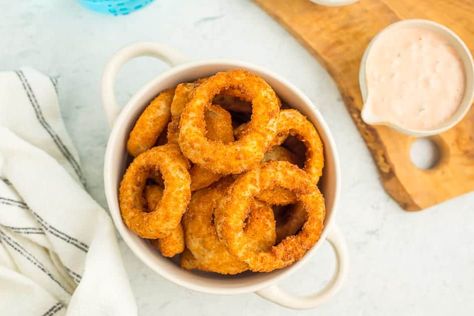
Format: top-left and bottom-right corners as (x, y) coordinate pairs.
(0, 68), (136, 315)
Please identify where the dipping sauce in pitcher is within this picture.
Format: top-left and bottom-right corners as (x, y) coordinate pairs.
(365, 26), (466, 131)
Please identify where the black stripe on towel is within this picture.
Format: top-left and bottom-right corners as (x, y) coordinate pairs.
(0, 230), (70, 293)
(0, 196), (89, 252)
(0, 197), (29, 209)
(32, 212), (89, 253)
(65, 266), (82, 284)
(42, 302), (65, 316)
(1, 225), (44, 235)
(15, 70), (85, 186)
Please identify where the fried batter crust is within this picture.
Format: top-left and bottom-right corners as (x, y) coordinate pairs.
(179, 70), (280, 174)
(182, 179), (275, 274)
(256, 109), (324, 205)
(127, 89), (174, 157)
(214, 161), (325, 272)
(145, 185), (185, 257)
(119, 144), (191, 239)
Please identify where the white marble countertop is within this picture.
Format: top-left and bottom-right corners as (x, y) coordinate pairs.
(2, 0), (474, 315)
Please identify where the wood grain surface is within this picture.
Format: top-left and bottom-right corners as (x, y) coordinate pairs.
(255, 0), (474, 210)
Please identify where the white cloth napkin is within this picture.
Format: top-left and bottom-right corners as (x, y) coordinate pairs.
(0, 68), (137, 315)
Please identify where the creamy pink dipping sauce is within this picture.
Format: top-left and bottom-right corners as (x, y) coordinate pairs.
(366, 26), (466, 131)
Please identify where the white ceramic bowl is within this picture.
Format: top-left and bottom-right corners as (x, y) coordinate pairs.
(101, 42), (349, 310)
(360, 19), (474, 137)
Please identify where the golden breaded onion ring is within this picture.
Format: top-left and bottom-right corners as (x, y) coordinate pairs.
(119, 144), (191, 239)
(170, 83), (197, 118)
(145, 185), (184, 257)
(274, 109), (324, 182)
(182, 179), (276, 274)
(127, 89), (174, 157)
(214, 161), (325, 272)
(179, 70), (280, 174)
(257, 109), (324, 205)
(167, 83), (196, 144)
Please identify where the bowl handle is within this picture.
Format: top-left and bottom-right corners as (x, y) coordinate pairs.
(101, 42), (189, 127)
(256, 224), (348, 310)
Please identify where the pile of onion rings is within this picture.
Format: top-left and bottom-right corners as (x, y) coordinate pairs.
(119, 69), (325, 272)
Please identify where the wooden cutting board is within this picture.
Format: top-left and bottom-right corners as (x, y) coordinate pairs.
(254, 0), (474, 211)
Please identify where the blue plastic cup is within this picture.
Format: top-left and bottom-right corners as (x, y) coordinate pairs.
(79, 0), (155, 15)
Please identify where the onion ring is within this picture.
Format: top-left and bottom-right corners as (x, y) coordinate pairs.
(257, 109), (324, 205)
(170, 83), (197, 118)
(145, 185), (184, 257)
(273, 109), (324, 182)
(127, 89), (174, 157)
(182, 179), (276, 274)
(167, 83), (196, 144)
(178, 70), (280, 174)
(214, 161), (325, 272)
(119, 144), (191, 239)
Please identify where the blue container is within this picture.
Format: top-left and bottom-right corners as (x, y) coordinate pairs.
(79, 0), (154, 15)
